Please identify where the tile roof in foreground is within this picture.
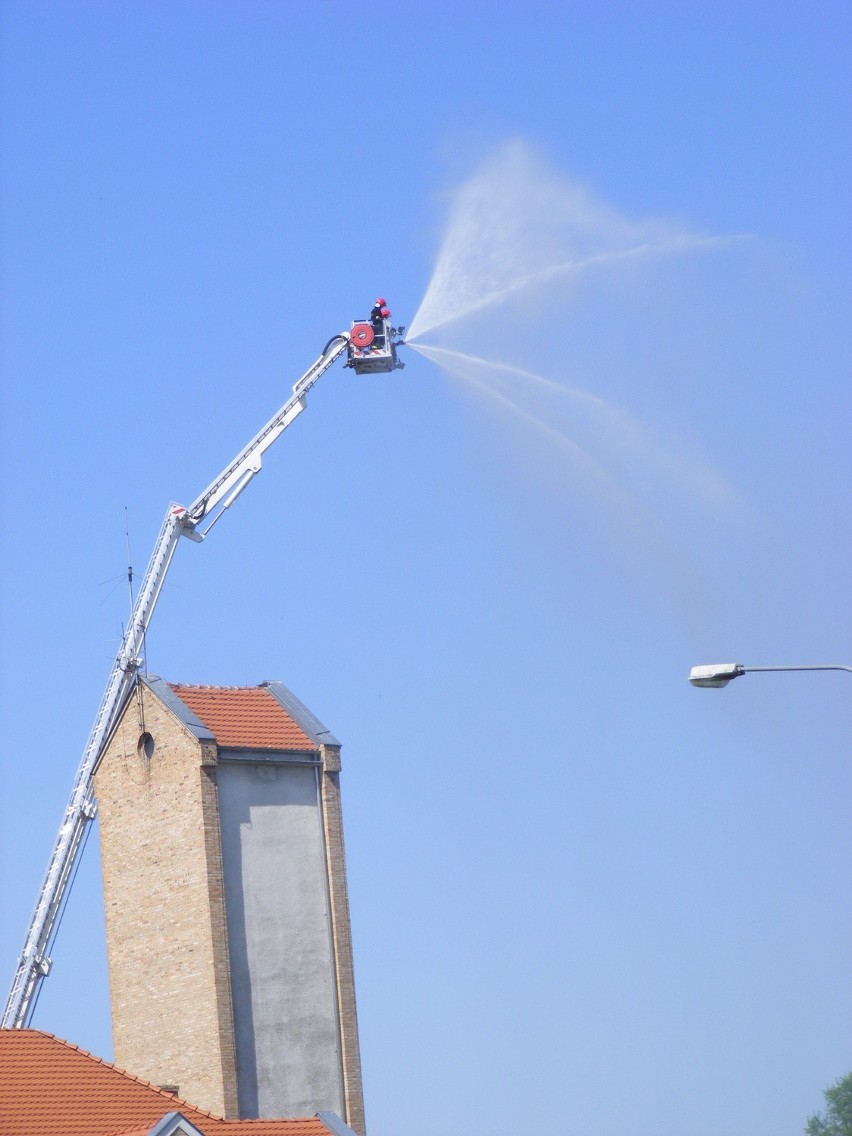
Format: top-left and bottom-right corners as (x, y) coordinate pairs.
(0, 1030), (333, 1136)
(167, 684), (316, 751)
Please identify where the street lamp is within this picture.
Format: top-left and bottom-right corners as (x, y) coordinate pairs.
(688, 663), (852, 688)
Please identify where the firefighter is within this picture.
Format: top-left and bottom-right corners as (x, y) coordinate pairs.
(371, 298), (389, 350)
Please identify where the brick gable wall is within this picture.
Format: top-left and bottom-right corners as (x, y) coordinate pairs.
(94, 687), (239, 1118)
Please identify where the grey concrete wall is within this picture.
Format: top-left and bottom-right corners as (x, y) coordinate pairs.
(217, 756), (344, 1119)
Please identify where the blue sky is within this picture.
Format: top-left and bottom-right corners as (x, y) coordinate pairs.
(1, 3), (850, 1135)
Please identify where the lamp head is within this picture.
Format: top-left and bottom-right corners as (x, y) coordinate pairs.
(688, 663), (744, 688)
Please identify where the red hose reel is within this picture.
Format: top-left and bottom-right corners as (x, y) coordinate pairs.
(350, 323), (374, 348)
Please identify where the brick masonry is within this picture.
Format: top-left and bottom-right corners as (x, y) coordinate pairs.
(94, 685), (239, 1117)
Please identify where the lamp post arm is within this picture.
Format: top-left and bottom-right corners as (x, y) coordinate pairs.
(740, 665), (852, 675)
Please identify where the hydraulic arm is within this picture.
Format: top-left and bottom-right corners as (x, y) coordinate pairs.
(3, 329), (359, 1029)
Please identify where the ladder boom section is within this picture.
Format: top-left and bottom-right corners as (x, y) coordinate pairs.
(3, 331), (350, 1030)
(2, 504), (185, 1029)
(186, 336), (348, 531)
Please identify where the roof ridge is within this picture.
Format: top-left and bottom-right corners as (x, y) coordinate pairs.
(169, 682), (268, 691)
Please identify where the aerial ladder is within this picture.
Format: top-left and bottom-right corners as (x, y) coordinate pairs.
(2, 308), (405, 1030)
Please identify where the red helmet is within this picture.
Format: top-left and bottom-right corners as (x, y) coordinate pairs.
(375, 297), (386, 306)
(380, 306), (391, 317)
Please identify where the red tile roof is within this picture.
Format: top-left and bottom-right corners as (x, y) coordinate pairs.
(0, 1030), (332, 1136)
(168, 685), (315, 751)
